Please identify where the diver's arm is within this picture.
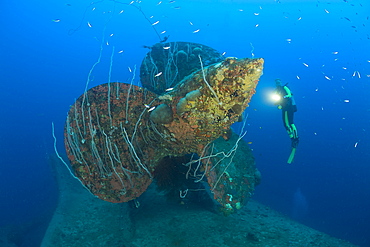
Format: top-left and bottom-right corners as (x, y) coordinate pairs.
(283, 86), (292, 98)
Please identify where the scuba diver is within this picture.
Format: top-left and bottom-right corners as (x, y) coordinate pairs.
(273, 79), (299, 164)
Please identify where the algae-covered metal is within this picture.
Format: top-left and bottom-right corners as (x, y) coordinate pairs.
(64, 42), (263, 210)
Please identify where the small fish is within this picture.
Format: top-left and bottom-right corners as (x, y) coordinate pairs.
(342, 67), (347, 69)
(173, 6), (181, 9)
(169, 0), (176, 3)
(128, 67), (132, 72)
(297, 17), (302, 21)
(332, 51), (339, 54)
(161, 30), (167, 34)
(247, 142), (253, 144)
(354, 142), (358, 148)
(351, 26), (356, 28)
(155, 72), (162, 77)
(324, 9), (329, 14)
(221, 51), (226, 56)
(193, 29), (200, 33)
(148, 106), (156, 112)
(254, 13), (260, 16)
(87, 22), (92, 28)
(52, 19), (61, 22)
(119, 10), (124, 14)
(144, 104), (150, 108)
(160, 36), (169, 43)
(189, 21), (193, 25)
(165, 87), (174, 91)
(302, 62), (309, 67)
(324, 75), (331, 80)
(118, 50), (124, 53)
(163, 46), (171, 49)
(110, 33), (114, 37)
(296, 75), (300, 79)
(343, 17), (351, 21)
(157, 1), (162, 5)
(152, 21), (160, 26)
(255, 24), (259, 27)
(344, 99), (350, 103)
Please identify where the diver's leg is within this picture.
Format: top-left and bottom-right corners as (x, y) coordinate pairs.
(287, 111), (299, 147)
(287, 110), (298, 139)
(284, 110), (293, 138)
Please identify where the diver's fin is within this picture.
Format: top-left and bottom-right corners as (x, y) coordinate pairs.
(287, 148), (296, 164)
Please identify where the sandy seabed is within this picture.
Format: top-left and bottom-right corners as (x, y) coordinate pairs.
(39, 157), (358, 247)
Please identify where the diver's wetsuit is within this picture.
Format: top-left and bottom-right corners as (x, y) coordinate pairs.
(275, 84), (299, 148)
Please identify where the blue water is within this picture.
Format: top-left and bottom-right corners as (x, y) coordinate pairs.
(1, 0), (369, 246)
